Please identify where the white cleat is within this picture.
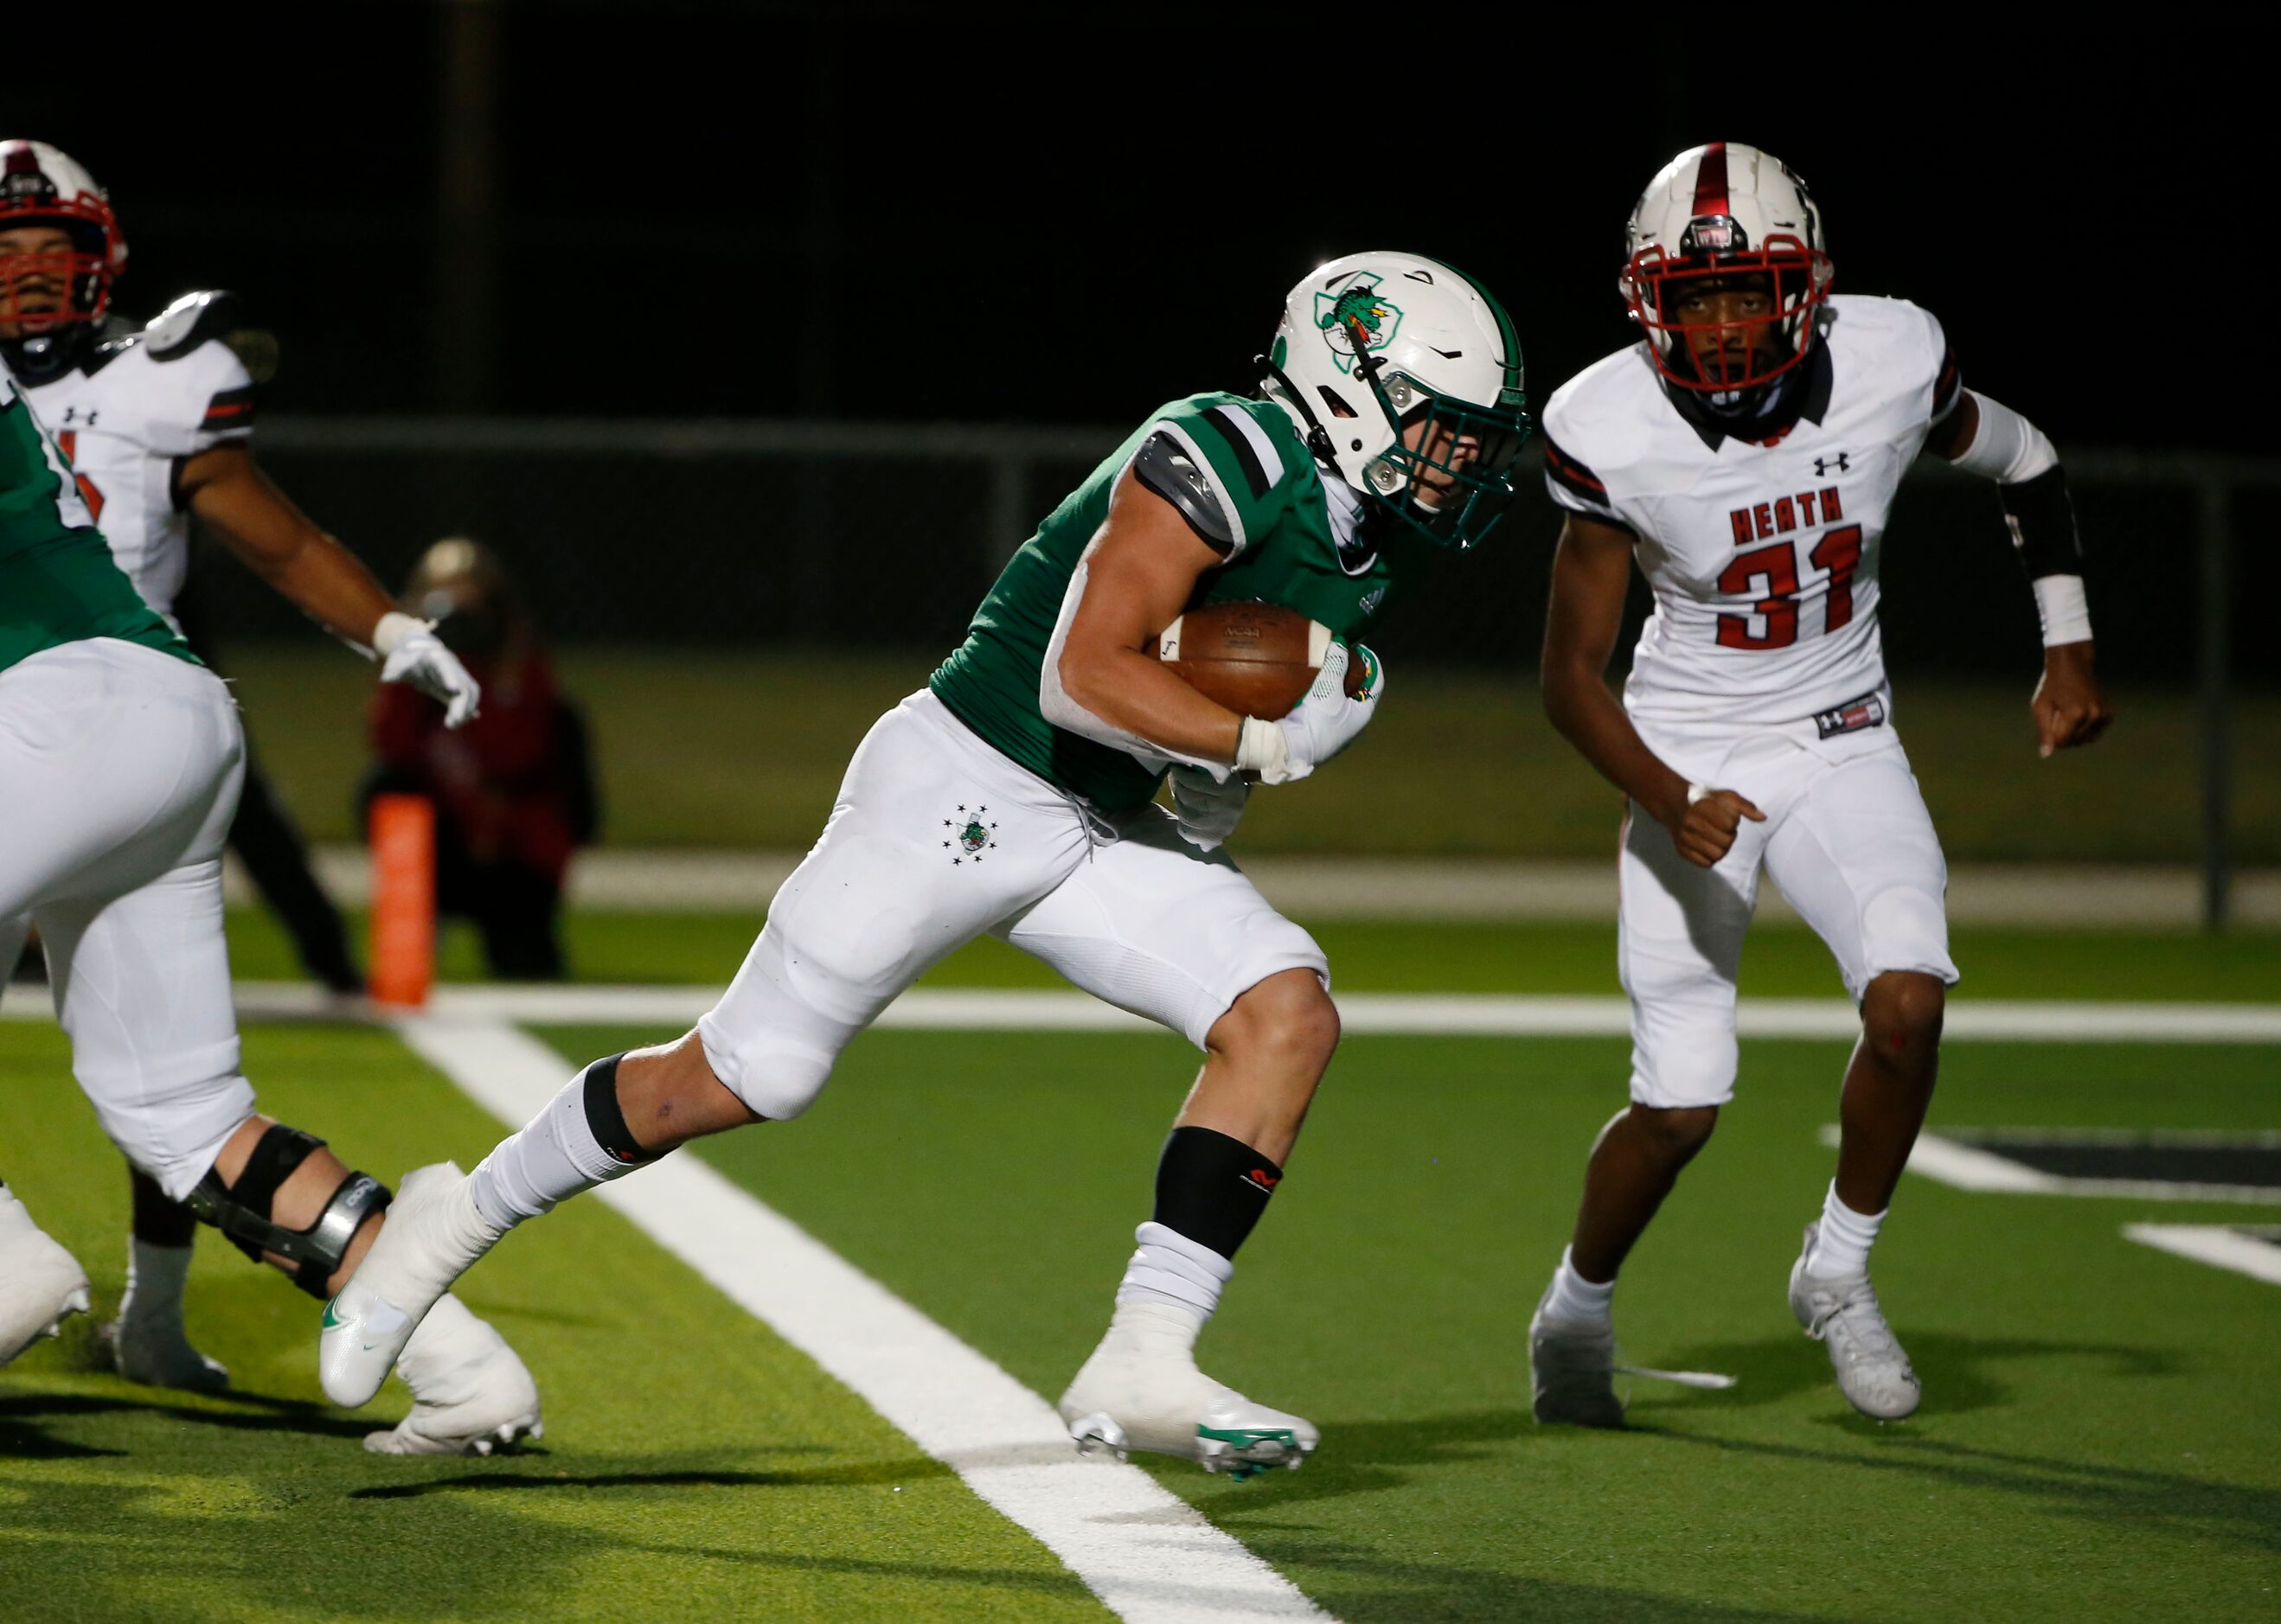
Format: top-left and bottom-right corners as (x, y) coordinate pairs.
(0, 1195), (90, 1368)
(1528, 1280), (1625, 1429)
(99, 1315), (229, 1393)
(1789, 1222), (1921, 1421)
(1058, 1304), (1317, 1482)
(321, 1163), (495, 1409)
(363, 1293), (542, 1456)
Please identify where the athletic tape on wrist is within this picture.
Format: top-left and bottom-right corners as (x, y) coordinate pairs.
(370, 611), (432, 660)
(2031, 574), (2093, 647)
(1235, 715), (1291, 781)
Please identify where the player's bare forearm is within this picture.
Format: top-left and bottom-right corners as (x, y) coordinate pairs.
(182, 445), (397, 646)
(2032, 639), (2113, 758)
(1543, 515), (1688, 824)
(1055, 471), (1246, 764)
(1545, 665), (1689, 827)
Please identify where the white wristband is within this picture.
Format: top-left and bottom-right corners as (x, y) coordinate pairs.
(2030, 574), (2093, 648)
(1234, 715), (1291, 782)
(1686, 782), (1710, 806)
(370, 611), (432, 660)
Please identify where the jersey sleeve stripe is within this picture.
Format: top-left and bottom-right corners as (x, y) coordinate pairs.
(1197, 404), (1279, 499)
(1544, 438), (1612, 496)
(1542, 437), (1628, 527)
(201, 384), (257, 431)
(1147, 419), (1247, 556)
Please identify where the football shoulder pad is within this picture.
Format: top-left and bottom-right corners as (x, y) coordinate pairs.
(142, 290), (250, 362)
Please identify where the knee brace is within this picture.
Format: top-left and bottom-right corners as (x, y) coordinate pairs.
(186, 1125), (392, 1298)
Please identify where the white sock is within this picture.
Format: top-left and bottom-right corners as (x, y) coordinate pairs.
(1806, 1184), (1886, 1278)
(394, 1292), (493, 1404)
(467, 1063), (642, 1231)
(119, 1240), (193, 1327)
(1546, 1246), (1616, 1325)
(1105, 1297), (1207, 1360)
(1114, 1221), (1233, 1323)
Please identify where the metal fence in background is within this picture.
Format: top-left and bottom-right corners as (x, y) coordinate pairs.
(206, 419), (2276, 927)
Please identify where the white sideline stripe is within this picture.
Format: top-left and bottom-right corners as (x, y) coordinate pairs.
(2124, 1224), (2281, 1286)
(14, 982), (2274, 1045)
(1823, 1128), (2281, 1205)
(394, 1014), (1328, 1624)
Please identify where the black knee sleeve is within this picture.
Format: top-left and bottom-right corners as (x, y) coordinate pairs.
(582, 1053), (655, 1165)
(1151, 1126), (1283, 1260)
(188, 1124), (393, 1298)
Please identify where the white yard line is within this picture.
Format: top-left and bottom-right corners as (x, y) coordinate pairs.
(2123, 1224), (2281, 1286)
(1819, 1128), (2281, 1205)
(393, 1013), (1328, 1624)
(13, 982), (2272, 1044)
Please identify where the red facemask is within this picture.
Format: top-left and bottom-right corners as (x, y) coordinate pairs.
(1623, 234), (1832, 394)
(0, 195), (124, 330)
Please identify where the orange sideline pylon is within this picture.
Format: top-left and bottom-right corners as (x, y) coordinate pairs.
(368, 793), (436, 1007)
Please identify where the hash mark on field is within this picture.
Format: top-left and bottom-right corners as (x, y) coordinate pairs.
(396, 1014), (1330, 1624)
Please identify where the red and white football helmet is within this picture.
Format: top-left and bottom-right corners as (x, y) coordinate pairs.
(1618, 142), (1831, 395)
(0, 139), (127, 332)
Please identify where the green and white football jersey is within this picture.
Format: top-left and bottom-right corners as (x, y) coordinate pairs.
(931, 392), (1409, 812)
(0, 362), (191, 676)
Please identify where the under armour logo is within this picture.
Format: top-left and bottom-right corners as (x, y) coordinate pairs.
(1813, 452), (1850, 476)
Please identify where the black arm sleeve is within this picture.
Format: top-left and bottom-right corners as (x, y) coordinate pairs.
(1996, 465), (2084, 580)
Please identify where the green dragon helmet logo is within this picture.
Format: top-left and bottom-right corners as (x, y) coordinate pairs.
(1314, 275), (1402, 375)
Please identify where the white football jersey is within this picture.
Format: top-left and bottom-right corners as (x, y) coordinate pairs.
(1542, 294), (1961, 735)
(20, 295), (256, 619)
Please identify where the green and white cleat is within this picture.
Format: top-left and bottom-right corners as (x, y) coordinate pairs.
(1528, 1279), (1625, 1428)
(1059, 1305), (1317, 1481)
(1789, 1222), (1921, 1421)
(0, 1194), (90, 1368)
(321, 1163), (491, 1409)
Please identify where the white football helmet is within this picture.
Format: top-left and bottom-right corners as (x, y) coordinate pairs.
(1618, 143), (1831, 397)
(1260, 252), (1531, 550)
(0, 139), (126, 331)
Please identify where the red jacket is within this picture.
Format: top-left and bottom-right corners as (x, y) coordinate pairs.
(369, 649), (589, 884)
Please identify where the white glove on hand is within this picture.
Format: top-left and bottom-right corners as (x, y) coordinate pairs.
(1168, 764), (1250, 851)
(374, 611), (482, 729)
(1235, 643), (1382, 786)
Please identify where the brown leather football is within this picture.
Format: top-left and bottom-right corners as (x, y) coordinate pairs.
(1152, 599), (1358, 719)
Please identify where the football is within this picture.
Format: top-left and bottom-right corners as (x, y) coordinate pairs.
(1153, 599), (1360, 719)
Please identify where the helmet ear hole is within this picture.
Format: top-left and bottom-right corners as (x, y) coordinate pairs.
(1316, 384), (1357, 421)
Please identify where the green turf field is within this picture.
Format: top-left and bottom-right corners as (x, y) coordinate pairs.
(3, 920), (2277, 1621)
(215, 644), (2281, 864)
(218, 909), (2281, 1004)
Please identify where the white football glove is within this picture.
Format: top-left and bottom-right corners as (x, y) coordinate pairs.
(373, 611), (482, 729)
(1235, 643), (1382, 785)
(1168, 764), (1250, 851)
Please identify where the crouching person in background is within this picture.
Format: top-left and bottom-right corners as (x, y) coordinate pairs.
(362, 538), (599, 980)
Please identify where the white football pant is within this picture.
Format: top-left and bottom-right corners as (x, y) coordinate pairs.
(696, 690), (1328, 1121)
(1619, 722), (1957, 1110)
(0, 639), (255, 1198)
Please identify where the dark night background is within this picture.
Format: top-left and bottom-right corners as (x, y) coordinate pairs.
(3, 8), (2263, 683)
(4, 8), (2245, 442)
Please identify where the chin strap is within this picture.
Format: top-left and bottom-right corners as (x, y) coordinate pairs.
(1254, 353), (1343, 478)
